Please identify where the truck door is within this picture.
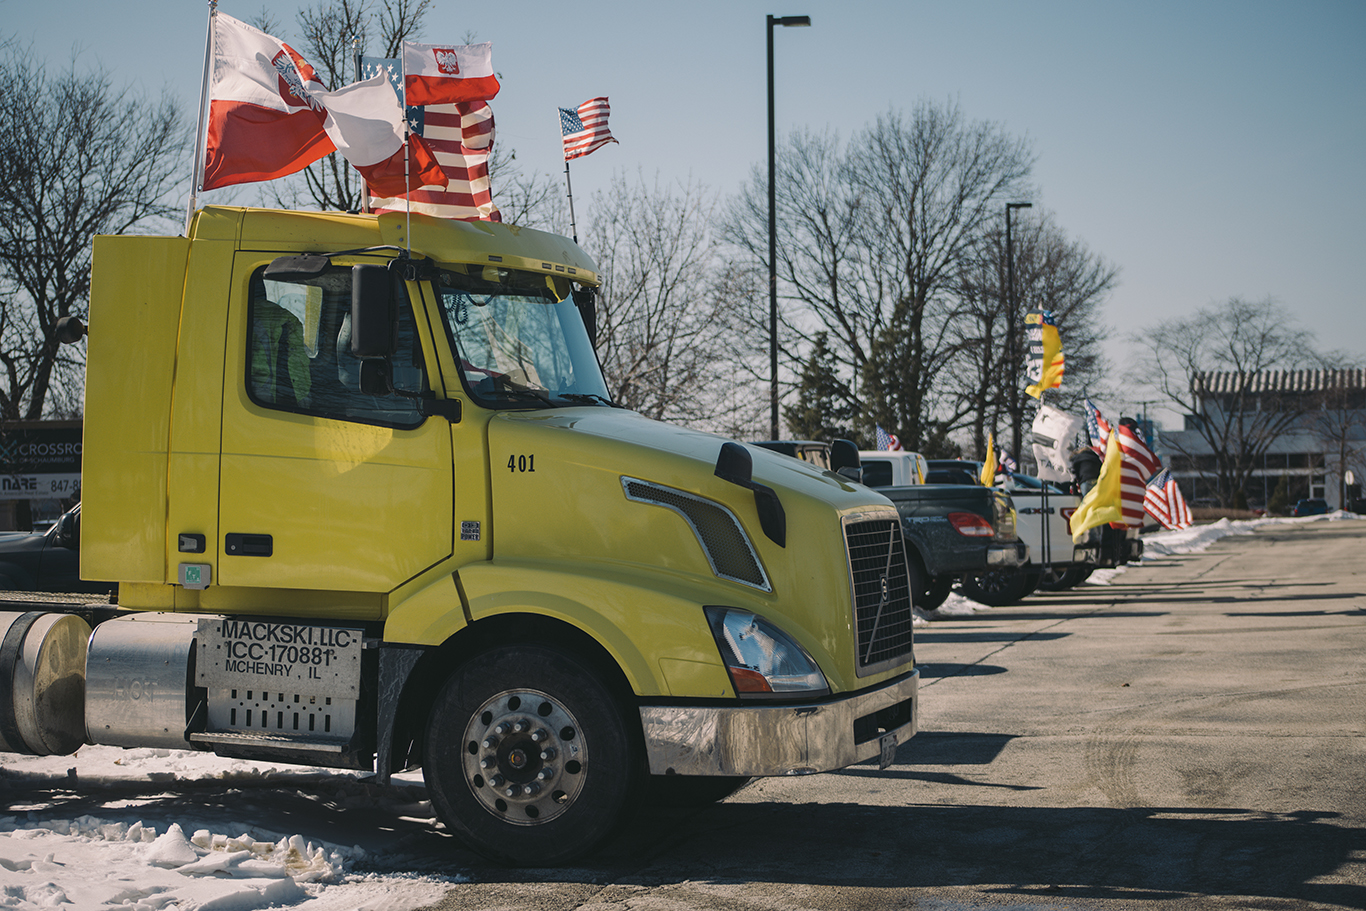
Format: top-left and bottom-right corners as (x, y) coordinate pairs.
(217, 256), (453, 596)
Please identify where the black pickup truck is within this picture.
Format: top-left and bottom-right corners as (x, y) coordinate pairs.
(756, 443), (1027, 611)
(0, 504), (114, 595)
(878, 484), (1027, 610)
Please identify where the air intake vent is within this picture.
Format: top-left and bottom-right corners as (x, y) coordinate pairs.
(622, 478), (770, 591)
(844, 515), (915, 676)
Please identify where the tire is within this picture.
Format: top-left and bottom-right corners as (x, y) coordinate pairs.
(645, 774), (751, 808)
(907, 558), (953, 612)
(958, 570), (1029, 607)
(1038, 565), (1090, 592)
(1019, 569), (1043, 598)
(423, 644), (641, 866)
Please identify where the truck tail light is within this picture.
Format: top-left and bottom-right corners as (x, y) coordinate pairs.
(704, 606), (829, 698)
(947, 512), (994, 537)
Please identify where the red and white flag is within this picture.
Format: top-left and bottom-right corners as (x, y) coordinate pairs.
(203, 13), (334, 190)
(316, 73), (446, 197)
(204, 14), (445, 196)
(560, 97), (618, 161)
(402, 42), (501, 106)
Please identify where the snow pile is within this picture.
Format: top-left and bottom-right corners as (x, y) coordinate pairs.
(0, 747), (463, 911)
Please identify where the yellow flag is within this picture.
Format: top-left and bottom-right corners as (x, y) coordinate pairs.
(1069, 429), (1124, 543)
(980, 433), (997, 486)
(1025, 310), (1065, 399)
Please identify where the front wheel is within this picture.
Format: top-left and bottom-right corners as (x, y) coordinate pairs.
(959, 570), (1029, 606)
(423, 644), (640, 866)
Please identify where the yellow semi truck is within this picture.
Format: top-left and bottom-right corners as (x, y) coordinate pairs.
(0, 207), (918, 865)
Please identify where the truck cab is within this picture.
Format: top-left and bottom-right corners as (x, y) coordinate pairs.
(0, 207), (918, 866)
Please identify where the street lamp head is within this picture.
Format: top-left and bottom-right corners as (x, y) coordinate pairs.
(1006, 201), (1032, 211)
(770, 14), (811, 27)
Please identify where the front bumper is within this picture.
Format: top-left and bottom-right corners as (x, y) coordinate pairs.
(639, 669), (918, 776)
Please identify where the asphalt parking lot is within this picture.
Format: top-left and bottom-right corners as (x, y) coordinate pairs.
(426, 518), (1366, 911)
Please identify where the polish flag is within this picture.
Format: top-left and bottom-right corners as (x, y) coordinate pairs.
(203, 13), (334, 190)
(204, 14), (446, 196)
(314, 74), (447, 198)
(402, 41), (501, 106)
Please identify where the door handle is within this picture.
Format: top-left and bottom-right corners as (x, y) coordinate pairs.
(224, 534), (273, 557)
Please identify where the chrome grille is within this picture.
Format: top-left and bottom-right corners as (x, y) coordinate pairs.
(622, 478), (770, 591)
(844, 516), (915, 676)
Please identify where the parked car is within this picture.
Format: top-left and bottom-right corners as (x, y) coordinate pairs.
(1292, 497), (1329, 517)
(0, 503), (115, 595)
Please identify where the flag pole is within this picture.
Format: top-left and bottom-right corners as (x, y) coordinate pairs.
(400, 44), (411, 256)
(563, 158), (578, 244)
(354, 35), (371, 215)
(185, 0), (217, 236)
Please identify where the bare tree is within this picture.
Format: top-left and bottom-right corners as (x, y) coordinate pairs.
(1310, 356), (1366, 508)
(1133, 297), (1317, 507)
(722, 101), (1035, 450)
(264, 0), (433, 211)
(587, 172), (742, 426)
(945, 211), (1117, 461)
(0, 43), (188, 420)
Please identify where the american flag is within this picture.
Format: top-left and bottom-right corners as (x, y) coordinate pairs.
(1144, 468), (1193, 530)
(560, 97), (618, 161)
(1084, 398), (1111, 453)
(1114, 420), (1161, 527)
(362, 57), (500, 221)
(875, 425), (903, 451)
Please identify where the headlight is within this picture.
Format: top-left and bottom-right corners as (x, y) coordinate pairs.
(704, 606), (829, 698)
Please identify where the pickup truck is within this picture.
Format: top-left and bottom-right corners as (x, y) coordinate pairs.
(856, 452), (1026, 611)
(0, 504), (114, 595)
(927, 458), (1140, 603)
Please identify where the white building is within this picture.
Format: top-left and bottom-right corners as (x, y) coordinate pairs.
(1158, 368), (1365, 510)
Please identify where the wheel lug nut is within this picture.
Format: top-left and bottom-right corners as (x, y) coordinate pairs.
(482, 736), (499, 749)
(539, 747), (557, 761)
(531, 729), (547, 742)
(522, 783), (541, 796)
(504, 785), (518, 797)
(536, 768), (553, 781)
(512, 719), (528, 733)
(488, 774), (504, 788)
(479, 756), (496, 770)
(493, 722), (511, 736)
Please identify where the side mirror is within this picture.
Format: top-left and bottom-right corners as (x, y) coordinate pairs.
(572, 287), (597, 346)
(55, 316), (86, 345)
(830, 439), (863, 483)
(351, 264), (397, 358)
(56, 511), (78, 548)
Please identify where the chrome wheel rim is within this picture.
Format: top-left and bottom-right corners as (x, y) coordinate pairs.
(461, 688), (587, 826)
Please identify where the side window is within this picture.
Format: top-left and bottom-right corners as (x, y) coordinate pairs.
(246, 265), (427, 428)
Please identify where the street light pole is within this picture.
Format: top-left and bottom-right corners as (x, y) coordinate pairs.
(1005, 201), (1032, 461)
(767, 13), (810, 440)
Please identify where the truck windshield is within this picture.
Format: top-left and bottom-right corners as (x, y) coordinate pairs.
(434, 263), (612, 408)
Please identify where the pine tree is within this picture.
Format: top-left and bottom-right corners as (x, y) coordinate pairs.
(785, 333), (860, 444)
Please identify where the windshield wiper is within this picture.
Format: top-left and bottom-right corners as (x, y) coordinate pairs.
(554, 392), (619, 407)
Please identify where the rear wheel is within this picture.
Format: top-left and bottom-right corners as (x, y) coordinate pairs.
(959, 570), (1029, 606)
(908, 558), (953, 612)
(1038, 565), (1091, 591)
(423, 644), (640, 866)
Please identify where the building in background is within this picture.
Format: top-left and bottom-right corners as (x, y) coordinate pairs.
(1160, 369), (1365, 511)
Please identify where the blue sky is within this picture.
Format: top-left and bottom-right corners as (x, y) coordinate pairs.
(5, 0), (1363, 420)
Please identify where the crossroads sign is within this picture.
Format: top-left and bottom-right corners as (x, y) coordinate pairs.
(0, 422), (83, 500)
